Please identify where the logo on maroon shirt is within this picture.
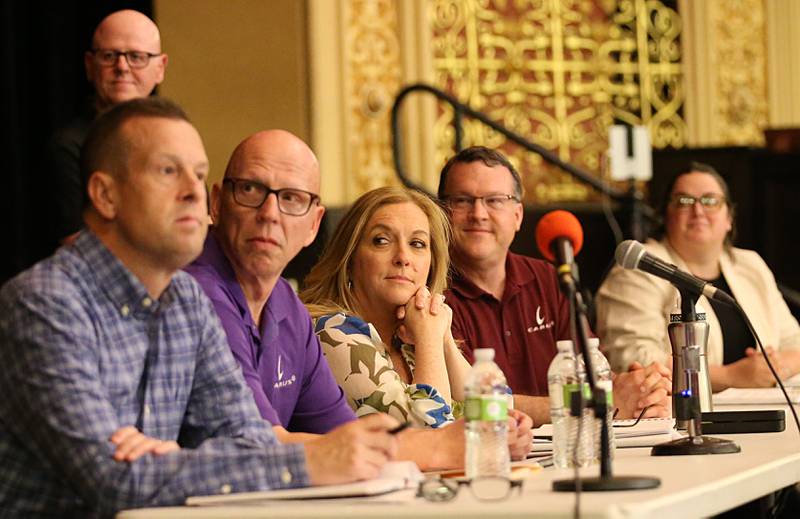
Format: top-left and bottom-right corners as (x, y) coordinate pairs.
(529, 306), (554, 333)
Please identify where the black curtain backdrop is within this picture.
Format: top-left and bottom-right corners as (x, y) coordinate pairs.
(1, 0), (152, 285)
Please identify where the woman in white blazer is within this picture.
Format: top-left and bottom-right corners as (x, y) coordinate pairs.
(596, 163), (800, 391)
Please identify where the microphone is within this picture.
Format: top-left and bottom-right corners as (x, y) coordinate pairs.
(540, 218), (663, 491)
(615, 240), (736, 306)
(535, 210), (584, 290)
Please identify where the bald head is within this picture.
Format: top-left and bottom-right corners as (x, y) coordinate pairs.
(224, 130), (320, 192)
(93, 10), (161, 50)
(213, 130), (325, 288)
(85, 10), (168, 109)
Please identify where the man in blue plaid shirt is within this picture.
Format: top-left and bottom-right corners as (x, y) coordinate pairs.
(0, 97), (399, 517)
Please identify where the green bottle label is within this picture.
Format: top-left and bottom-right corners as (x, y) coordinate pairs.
(465, 395), (508, 421)
(562, 383), (591, 409)
(597, 380), (614, 406)
(561, 382), (613, 407)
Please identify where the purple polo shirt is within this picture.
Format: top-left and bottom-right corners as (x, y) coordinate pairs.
(446, 252), (572, 396)
(185, 233), (356, 433)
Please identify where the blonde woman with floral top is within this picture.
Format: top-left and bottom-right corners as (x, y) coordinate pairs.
(302, 187), (468, 429)
(314, 310), (463, 428)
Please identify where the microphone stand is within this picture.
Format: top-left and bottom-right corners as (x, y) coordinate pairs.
(627, 179), (647, 242)
(552, 271), (661, 491)
(652, 290), (740, 456)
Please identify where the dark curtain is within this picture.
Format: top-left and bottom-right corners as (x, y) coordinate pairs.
(1, 0), (152, 285)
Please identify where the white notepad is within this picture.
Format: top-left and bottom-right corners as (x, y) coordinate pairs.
(534, 417), (674, 438)
(532, 418), (678, 451)
(612, 417), (676, 438)
(185, 461), (422, 506)
(713, 387), (800, 405)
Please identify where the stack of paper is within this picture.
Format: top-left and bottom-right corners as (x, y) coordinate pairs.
(713, 387), (800, 405)
(427, 459), (544, 479)
(532, 417), (679, 452)
(613, 417), (676, 438)
(612, 417), (680, 447)
(186, 461), (422, 505)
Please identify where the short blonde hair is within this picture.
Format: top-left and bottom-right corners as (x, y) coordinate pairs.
(301, 187), (451, 318)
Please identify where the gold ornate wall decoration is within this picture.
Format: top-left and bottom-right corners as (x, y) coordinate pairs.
(430, 0), (685, 204)
(712, 0), (767, 145)
(600, 0), (685, 148)
(344, 0), (404, 194)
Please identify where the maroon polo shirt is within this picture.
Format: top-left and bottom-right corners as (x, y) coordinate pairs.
(446, 252), (572, 396)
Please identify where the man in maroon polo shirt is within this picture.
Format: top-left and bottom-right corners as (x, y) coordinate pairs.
(438, 146), (671, 425)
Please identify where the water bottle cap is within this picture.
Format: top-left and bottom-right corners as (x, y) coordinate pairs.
(474, 348), (495, 362)
(587, 337), (600, 350)
(556, 340), (573, 353)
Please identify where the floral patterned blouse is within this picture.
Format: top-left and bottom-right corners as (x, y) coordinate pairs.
(314, 312), (459, 428)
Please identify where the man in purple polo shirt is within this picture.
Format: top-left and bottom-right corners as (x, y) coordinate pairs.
(186, 130), (355, 442)
(186, 132), (531, 466)
(438, 146), (672, 425)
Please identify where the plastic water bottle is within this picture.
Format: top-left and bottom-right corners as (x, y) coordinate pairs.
(548, 340), (592, 468)
(584, 338), (616, 462)
(465, 348), (510, 479)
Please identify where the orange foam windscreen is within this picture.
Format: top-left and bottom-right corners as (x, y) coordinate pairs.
(535, 210), (584, 262)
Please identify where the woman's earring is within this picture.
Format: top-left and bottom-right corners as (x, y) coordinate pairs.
(347, 279), (352, 290)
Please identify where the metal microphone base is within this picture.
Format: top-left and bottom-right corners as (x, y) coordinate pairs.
(651, 435), (740, 456)
(552, 475), (661, 492)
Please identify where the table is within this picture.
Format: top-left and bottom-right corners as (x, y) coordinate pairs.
(118, 405), (800, 519)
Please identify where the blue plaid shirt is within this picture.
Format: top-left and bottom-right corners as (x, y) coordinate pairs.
(0, 232), (309, 517)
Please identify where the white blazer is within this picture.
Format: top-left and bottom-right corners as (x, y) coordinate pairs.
(596, 238), (800, 372)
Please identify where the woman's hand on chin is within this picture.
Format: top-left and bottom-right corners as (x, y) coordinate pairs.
(396, 285), (441, 318)
(395, 286), (450, 347)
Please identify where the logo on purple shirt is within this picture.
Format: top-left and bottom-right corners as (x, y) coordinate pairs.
(274, 355), (296, 389)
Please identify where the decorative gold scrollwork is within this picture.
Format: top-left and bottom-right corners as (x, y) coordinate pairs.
(430, 0), (685, 203)
(712, 0), (767, 145)
(346, 0), (403, 192)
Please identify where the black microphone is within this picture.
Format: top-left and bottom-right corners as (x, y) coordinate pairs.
(615, 240), (736, 306)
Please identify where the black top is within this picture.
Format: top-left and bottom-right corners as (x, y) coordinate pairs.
(43, 99), (97, 249)
(706, 273), (753, 364)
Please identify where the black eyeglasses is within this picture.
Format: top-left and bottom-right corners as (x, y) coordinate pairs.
(417, 477), (523, 502)
(91, 49), (161, 69)
(443, 194), (520, 212)
(670, 193), (726, 211)
(223, 178), (319, 216)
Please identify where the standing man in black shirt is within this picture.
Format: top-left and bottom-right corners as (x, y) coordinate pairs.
(45, 9), (168, 247)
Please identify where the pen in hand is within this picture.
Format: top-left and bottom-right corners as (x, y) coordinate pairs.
(388, 422), (409, 435)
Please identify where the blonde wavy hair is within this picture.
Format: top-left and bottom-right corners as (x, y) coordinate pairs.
(301, 186), (451, 319)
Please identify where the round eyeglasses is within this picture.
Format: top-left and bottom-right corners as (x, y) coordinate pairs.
(91, 49), (162, 69)
(223, 178), (320, 216)
(417, 476), (523, 502)
(670, 193), (726, 211)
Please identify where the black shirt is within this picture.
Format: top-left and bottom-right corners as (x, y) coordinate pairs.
(43, 99), (97, 249)
(706, 273), (753, 364)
